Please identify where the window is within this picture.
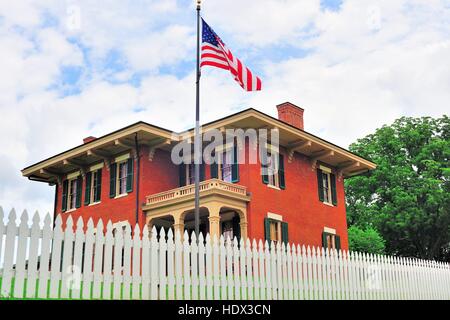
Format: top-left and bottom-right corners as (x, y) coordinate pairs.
(261, 147), (285, 189)
(68, 178), (78, 210)
(85, 168), (102, 205)
(211, 142), (239, 183)
(264, 217), (288, 245)
(322, 232), (341, 251)
(118, 161), (128, 195)
(179, 162), (205, 187)
(317, 167), (337, 206)
(109, 156), (133, 198)
(62, 174), (82, 212)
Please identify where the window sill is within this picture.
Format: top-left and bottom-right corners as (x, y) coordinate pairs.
(65, 208), (77, 213)
(267, 184), (281, 191)
(114, 193), (128, 199)
(322, 201), (335, 207)
(88, 201), (101, 206)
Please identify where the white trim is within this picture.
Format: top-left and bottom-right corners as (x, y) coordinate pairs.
(319, 165), (332, 173)
(114, 193), (128, 199)
(267, 212), (283, 221)
(88, 201), (101, 207)
(90, 162), (104, 172)
(324, 227), (336, 235)
(67, 171), (81, 180)
(115, 153), (130, 163)
(267, 184), (281, 191)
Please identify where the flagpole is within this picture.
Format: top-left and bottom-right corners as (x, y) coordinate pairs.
(194, 0), (201, 241)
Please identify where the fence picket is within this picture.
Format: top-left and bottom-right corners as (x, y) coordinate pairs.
(13, 211), (29, 298)
(183, 230), (191, 300)
(246, 239), (253, 300)
(158, 228), (167, 300)
(92, 219), (105, 299)
(60, 215), (74, 299)
(204, 234), (213, 300)
(132, 224), (141, 300)
(198, 232), (206, 300)
(102, 221), (114, 300)
(191, 232), (199, 300)
(49, 214), (63, 299)
(212, 235), (220, 300)
(38, 213), (52, 299)
(150, 226), (159, 300)
(167, 228), (175, 300)
(25, 212), (41, 298)
(112, 223), (124, 299)
(141, 225), (150, 300)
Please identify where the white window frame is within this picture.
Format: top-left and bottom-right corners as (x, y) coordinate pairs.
(265, 144), (281, 189)
(88, 169), (101, 205)
(215, 143), (234, 183)
(67, 177), (78, 211)
(320, 165), (333, 205)
(116, 160), (129, 197)
(267, 213), (283, 244)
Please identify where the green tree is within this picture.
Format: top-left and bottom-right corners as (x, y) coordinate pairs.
(348, 225), (385, 254)
(345, 115), (450, 261)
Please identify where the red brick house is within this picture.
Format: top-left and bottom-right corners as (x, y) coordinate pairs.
(21, 102), (376, 250)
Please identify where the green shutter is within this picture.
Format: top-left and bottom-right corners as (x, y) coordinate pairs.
(200, 163), (205, 182)
(84, 172), (92, 205)
(322, 232), (328, 248)
(75, 176), (82, 208)
(264, 218), (271, 243)
(61, 180), (68, 212)
(281, 222), (288, 245)
(126, 158), (133, 193)
(261, 147), (269, 185)
(335, 235), (341, 251)
(330, 173), (337, 206)
(279, 153), (286, 189)
(210, 162), (218, 179)
(109, 163), (117, 198)
(95, 169), (102, 202)
(179, 164), (186, 186)
(231, 144), (239, 183)
(317, 169), (324, 202)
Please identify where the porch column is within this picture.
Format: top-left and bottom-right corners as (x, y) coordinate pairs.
(207, 203), (221, 240)
(173, 210), (185, 240)
(239, 221), (248, 240)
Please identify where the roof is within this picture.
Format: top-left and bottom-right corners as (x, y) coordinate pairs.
(22, 107), (376, 182)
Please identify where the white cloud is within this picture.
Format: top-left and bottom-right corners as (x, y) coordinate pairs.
(0, 0), (449, 218)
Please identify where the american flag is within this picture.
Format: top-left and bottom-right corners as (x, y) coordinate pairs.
(200, 18), (262, 91)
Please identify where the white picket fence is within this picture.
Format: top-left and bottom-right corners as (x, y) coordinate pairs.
(1, 208), (450, 300)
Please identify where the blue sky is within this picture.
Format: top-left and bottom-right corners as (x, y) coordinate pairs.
(0, 0), (449, 217)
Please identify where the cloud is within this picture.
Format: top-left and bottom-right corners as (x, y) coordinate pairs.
(0, 0), (449, 218)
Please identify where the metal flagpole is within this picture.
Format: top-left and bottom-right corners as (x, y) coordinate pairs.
(194, 0), (202, 240)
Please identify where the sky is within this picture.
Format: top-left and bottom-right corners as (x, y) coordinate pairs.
(0, 0), (449, 219)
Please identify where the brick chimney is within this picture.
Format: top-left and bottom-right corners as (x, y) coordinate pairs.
(276, 102), (304, 130)
(83, 136), (97, 144)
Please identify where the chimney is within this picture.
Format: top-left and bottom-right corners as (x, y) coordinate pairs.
(276, 102), (304, 130)
(83, 136), (97, 144)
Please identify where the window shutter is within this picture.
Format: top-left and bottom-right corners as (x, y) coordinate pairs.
(61, 180), (68, 212)
(279, 153), (286, 189)
(264, 218), (271, 243)
(75, 176), (82, 208)
(330, 173), (337, 206)
(210, 162), (218, 179)
(335, 235), (341, 251)
(232, 215), (241, 241)
(261, 147), (269, 185)
(126, 158), (133, 193)
(317, 169), (324, 202)
(200, 163), (205, 182)
(231, 143), (239, 183)
(84, 172), (92, 205)
(109, 163), (117, 198)
(322, 232), (328, 248)
(179, 164), (186, 186)
(281, 222), (288, 245)
(95, 169), (102, 202)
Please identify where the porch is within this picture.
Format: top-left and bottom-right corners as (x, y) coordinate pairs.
(142, 179), (251, 240)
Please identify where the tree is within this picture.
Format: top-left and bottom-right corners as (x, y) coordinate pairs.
(348, 225), (385, 254)
(345, 115), (450, 261)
